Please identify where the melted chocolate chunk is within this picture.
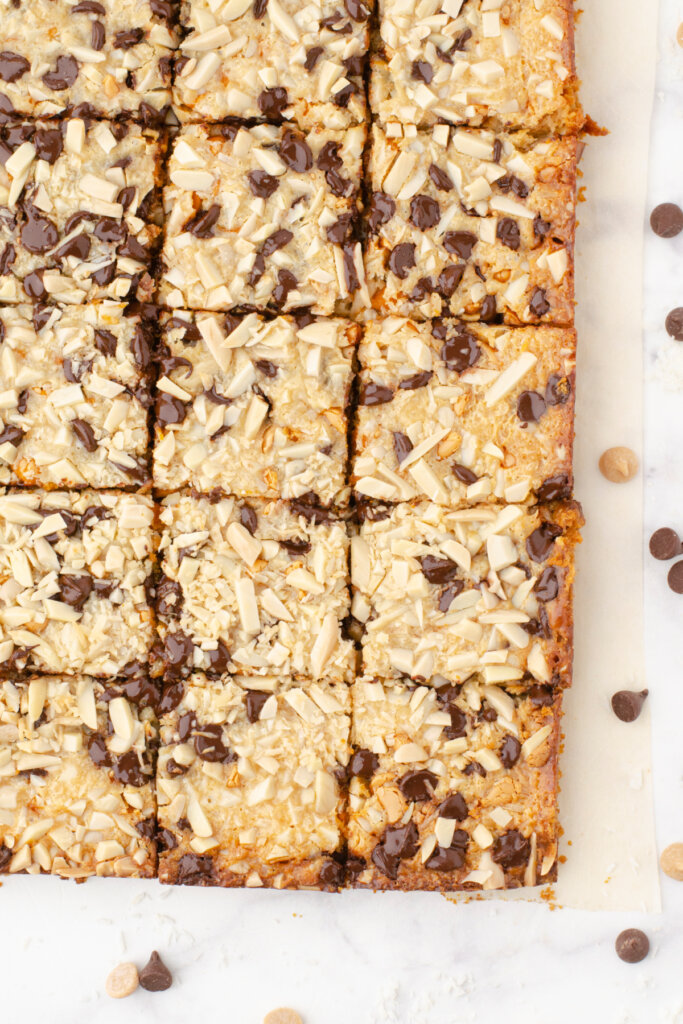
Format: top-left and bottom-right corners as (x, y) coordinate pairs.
(71, 418), (98, 451)
(253, 0), (268, 16)
(349, 747), (379, 779)
(258, 86), (289, 119)
(175, 853), (216, 885)
(0, 423), (24, 448)
(183, 204), (221, 238)
(318, 858), (345, 889)
(441, 331), (480, 372)
(492, 828), (531, 868)
(163, 631), (194, 670)
(438, 792), (468, 820)
(359, 381), (393, 405)
(392, 430), (413, 465)
(157, 575), (183, 619)
(21, 206), (59, 254)
(517, 390), (546, 423)
(497, 174), (529, 199)
(499, 734), (521, 768)
(0, 51), (30, 83)
(529, 286), (550, 318)
(58, 572), (93, 611)
(279, 129), (313, 173)
(248, 169), (279, 199)
(194, 723), (235, 763)
(304, 46), (323, 72)
(398, 768), (437, 802)
(113, 748), (150, 787)
(410, 194), (440, 231)
(534, 565), (560, 602)
(34, 128), (63, 164)
(42, 54), (79, 91)
(368, 191), (396, 232)
(371, 821), (419, 879)
(438, 580), (464, 612)
(436, 263), (464, 297)
(429, 163), (454, 192)
(88, 732), (111, 769)
(156, 392), (187, 426)
(114, 28), (145, 49)
(536, 474), (570, 501)
(245, 689), (270, 723)
(262, 228), (293, 257)
(545, 372), (571, 406)
(205, 640), (230, 674)
(279, 536), (311, 556)
(426, 829), (468, 872)
(411, 59), (433, 83)
(496, 218), (520, 250)
(388, 242), (416, 279)
(443, 231), (476, 260)
(399, 370), (432, 390)
(533, 214), (551, 239)
(526, 522), (562, 562)
(420, 554), (459, 584)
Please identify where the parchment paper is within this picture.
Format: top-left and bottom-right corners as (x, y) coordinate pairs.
(554, 0), (660, 911)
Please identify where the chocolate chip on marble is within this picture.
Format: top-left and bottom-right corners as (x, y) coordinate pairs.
(388, 242), (416, 279)
(664, 307), (683, 340)
(667, 560), (683, 594)
(599, 446), (638, 483)
(253, 0), (268, 16)
(650, 203), (683, 238)
(611, 689), (648, 723)
(649, 527), (681, 561)
(138, 951), (173, 992)
(615, 929), (650, 963)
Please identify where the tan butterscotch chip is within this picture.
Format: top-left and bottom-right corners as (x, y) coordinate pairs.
(0, 0), (175, 121)
(264, 1009), (304, 1024)
(0, 120), (163, 307)
(598, 447), (639, 483)
(660, 843), (683, 881)
(677, 22), (683, 47)
(0, 304), (151, 489)
(366, 125), (576, 325)
(160, 123), (367, 317)
(354, 499), (580, 688)
(157, 674), (350, 889)
(154, 312), (357, 506)
(174, 0), (369, 129)
(106, 963), (140, 1000)
(371, 0), (581, 134)
(347, 677), (561, 892)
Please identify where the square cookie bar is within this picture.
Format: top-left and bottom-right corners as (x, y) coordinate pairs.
(155, 494), (353, 682)
(0, 674), (156, 879)
(0, 303), (152, 488)
(371, 0), (580, 134)
(160, 123), (366, 315)
(0, 0), (175, 123)
(0, 490), (155, 676)
(353, 317), (575, 507)
(347, 676), (560, 891)
(154, 311), (357, 505)
(0, 119), (163, 306)
(157, 673), (350, 888)
(174, 0), (369, 128)
(366, 125), (576, 324)
(352, 500), (581, 687)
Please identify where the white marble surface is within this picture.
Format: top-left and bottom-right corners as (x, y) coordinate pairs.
(2, 6), (683, 1023)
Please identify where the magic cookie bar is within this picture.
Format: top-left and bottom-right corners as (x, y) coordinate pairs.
(160, 123), (366, 315)
(0, 674), (156, 879)
(157, 673), (350, 888)
(366, 125), (575, 324)
(153, 311), (357, 505)
(0, 490), (155, 676)
(174, 0), (369, 129)
(352, 500), (580, 686)
(0, 119), (163, 307)
(0, 303), (153, 489)
(155, 494), (353, 682)
(353, 317), (575, 507)
(347, 676), (559, 891)
(371, 0), (580, 133)
(0, 0), (175, 123)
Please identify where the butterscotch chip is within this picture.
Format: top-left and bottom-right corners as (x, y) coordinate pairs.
(264, 1010), (303, 1024)
(598, 447), (638, 483)
(105, 963), (139, 1000)
(660, 843), (683, 881)
(677, 22), (683, 47)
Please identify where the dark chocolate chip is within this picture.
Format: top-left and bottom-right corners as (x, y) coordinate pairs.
(615, 929), (650, 964)
(318, 858), (345, 888)
(649, 527), (681, 560)
(451, 463), (477, 485)
(499, 734), (521, 768)
(194, 723), (235, 763)
(536, 473), (570, 502)
(0, 244), (16, 276)
(438, 792), (468, 820)
(326, 212), (354, 244)
(411, 59), (433, 83)
(20, 206), (59, 254)
(57, 572), (93, 611)
(545, 372), (571, 406)
(114, 28), (145, 49)
(262, 228), (293, 257)
(156, 392), (187, 426)
(410, 194), (440, 231)
(349, 748), (379, 779)
(441, 332), (480, 372)
(517, 390), (546, 423)
(388, 243), (416, 279)
(667, 560), (683, 593)
(71, 418), (97, 452)
(91, 263), (116, 287)
(496, 217), (520, 250)
(420, 554), (459, 584)
(371, 822), (419, 879)
(175, 853), (215, 885)
(33, 128), (63, 164)
(139, 951), (172, 992)
(443, 230), (476, 259)
(91, 21), (105, 49)
(359, 381), (393, 405)
(534, 214), (551, 239)
(163, 631), (194, 669)
(368, 191), (396, 232)
(113, 749), (150, 787)
(392, 430), (413, 465)
(131, 325), (152, 370)
(157, 575), (183, 619)
(88, 733), (112, 769)
(397, 768), (437, 802)
(42, 54), (79, 90)
(304, 46), (323, 71)
(183, 204), (221, 239)
(650, 203), (683, 238)
(94, 328), (117, 357)
(279, 129), (313, 173)
(529, 286), (550, 318)
(205, 640), (230, 674)
(399, 370), (432, 390)
(55, 232), (91, 261)
(245, 689), (270, 723)
(0, 423), (24, 448)
(665, 307), (683, 340)
(253, 0), (268, 16)
(0, 52), (30, 83)
(429, 163), (454, 192)
(492, 829), (531, 868)
(436, 263), (465, 297)
(257, 86), (289, 119)
(526, 522), (562, 562)
(279, 536), (311, 556)
(611, 689), (648, 723)
(239, 505), (258, 535)
(497, 174), (529, 199)
(248, 170), (279, 199)
(271, 268), (297, 308)
(438, 580), (464, 611)
(344, 0), (369, 19)
(534, 565), (560, 602)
